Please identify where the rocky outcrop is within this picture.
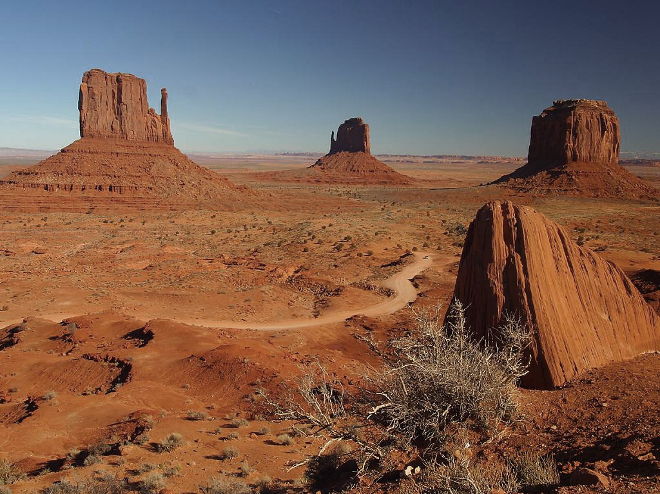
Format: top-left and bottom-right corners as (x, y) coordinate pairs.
(494, 100), (657, 199)
(0, 69), (248, 206)
(452, 201), (659, 389)
(527, 99), (619, 170)
(301, 117), (412, 184)
(79, 69), (173, 144)
(329, 118), (370, 154)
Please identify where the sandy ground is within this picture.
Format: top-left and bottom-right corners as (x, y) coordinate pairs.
(0, 155), (658, 493)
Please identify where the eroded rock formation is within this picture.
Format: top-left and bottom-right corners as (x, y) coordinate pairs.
(79, 69), (173, 144)
(305, 117), (412, 184)
(0, 69), (247, 206)
(495, 100), (657, 199)
(329, 117), (371, 154)
(452, 200), (659, 388)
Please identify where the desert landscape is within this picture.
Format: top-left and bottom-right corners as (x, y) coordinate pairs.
(1, 4), (659, 494)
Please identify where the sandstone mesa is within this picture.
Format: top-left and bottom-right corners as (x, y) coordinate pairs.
(494, 99), (657, 199)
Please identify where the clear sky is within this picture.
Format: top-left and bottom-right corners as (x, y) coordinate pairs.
(1, 0), (658, 155)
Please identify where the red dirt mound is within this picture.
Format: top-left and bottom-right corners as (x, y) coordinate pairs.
(494, 99), (657, 199)
(0, 138), (246, 204)
(451, 200), (659, 389)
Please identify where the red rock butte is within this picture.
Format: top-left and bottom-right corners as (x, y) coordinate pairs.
(306, 117), (413, 185)
(0, 69), (246, 208)
(452, 200), (659, 389)
(494, 99), (657, 199)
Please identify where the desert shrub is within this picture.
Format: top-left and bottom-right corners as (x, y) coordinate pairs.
(238, 460), (253, 477)
(138, 473), (165, 494)
(509, 451), (559, 487)
(220, 447), (239, 460)
(82, 454), (102, 466)
(0, 486), (11, 494)
(414, 457), (520, 494)
(225, 432), (239, 440)
(0, 460), (23, 485)
(155, 433), (183, 453)
(231, 418), (249, 428)
(256, 426), (270, 436)
(199, 477), (251, 494)
(42, 390), (57, 401)
(187, 410), (209, 421)
(371, 301), (531, 453)
(275, 433), (294, 446)
(40, 476), (128, 494)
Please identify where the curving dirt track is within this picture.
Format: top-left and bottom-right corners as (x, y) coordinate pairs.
(151, 251), (433, 330)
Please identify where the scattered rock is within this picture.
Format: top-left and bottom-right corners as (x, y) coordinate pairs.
(570, 467), (611, 488)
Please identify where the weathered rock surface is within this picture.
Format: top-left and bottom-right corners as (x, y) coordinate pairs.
(495, 100), (657, 199)
(79, 69), (173, 144)
(329, 117), (371, 154)
(452, 200), (659, 388)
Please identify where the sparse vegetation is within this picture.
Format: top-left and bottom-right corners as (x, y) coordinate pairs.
(187, 410), (210, 421)
(199, 477), (251, 494)
(231, 417), (249, 428)
(510, 451), (560, 487)
(238, 460), (253, 477)
(138, 473), (165, 494)
(40, 476), (128, 494)
(0, 460), (23, 485)
(155, 433), (183, 453)
(275, 433), (294, 446)
(220, 447), (239, 460)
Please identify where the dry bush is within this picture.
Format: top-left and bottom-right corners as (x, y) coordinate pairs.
(275, 433), (294, 446)
(238, 460), (253, 477)
(138, 473), (165, 494)
(0, 486), (11, 494)
(509, 451), (559, 487)
(187, 410), (209, 421)
(0, 460), (23, 485)
(231, 418), (249, 428)
(220, 447), (239, 460)
(199, 477), (251, 494)
(40, 476), (128, 494)
(155, 433), (183, 453)
(370, 301), (531, 453)
(409, 457), (520, 494)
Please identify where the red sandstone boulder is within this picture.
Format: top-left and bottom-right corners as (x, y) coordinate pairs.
(495, 99), (657, 199)
(452, 200), (659, 388)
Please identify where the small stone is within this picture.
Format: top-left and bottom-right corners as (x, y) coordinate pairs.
(570, 467), (610, 488)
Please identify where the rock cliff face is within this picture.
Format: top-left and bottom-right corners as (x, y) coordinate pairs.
(494, 100), (656, 199)
(79, 69), (173, 144)
(452, 201), (659, 389)
(527, 99), (619, 171)
(329, 118), (370, 154)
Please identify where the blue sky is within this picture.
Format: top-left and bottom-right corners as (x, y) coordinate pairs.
(0, 0), (658, 155)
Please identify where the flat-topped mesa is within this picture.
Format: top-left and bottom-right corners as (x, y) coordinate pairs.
(78, 69), (174, 144)
(329, 117), (371, 154)
(451, 201), (659, 389)
(527, 99), (619, 171)
(493, 99), (657, 199)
